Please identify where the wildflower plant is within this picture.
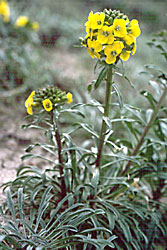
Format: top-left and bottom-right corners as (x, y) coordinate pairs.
(1, 8), (167, 250)
(80, 9), (141, 168)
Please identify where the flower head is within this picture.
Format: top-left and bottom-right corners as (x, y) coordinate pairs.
(81, 9), (141, 64)
(66, 92), (73, 104)
(0, 0), (10, 22)
(43, 99), (53, 112)
(15, 16), (29, 27)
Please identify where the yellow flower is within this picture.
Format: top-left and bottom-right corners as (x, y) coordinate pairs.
(25, 91), (35, 115)
(112, 18), (127, 37)
(85, 11), (105, 31)
(91, 12), (105, 30)
(15, 16), (29, 27)
(129, 19), (141, 38)
(43, 99), (53, 112)
(32, 21), (39, 30)
(120, 50), (131, 61)
(0, 0), (10, 22)
(85, 11), (105, 40)
(85, 11), (94, 28)
(87, 39), (102, 59)
(66, 92), (73, 104)
(104, 41), (124, 64)
(26, 105), (33, 115)
(124, 33), (136, 45)
(85, 11), (94, 39)
(97, 25), (114, 44)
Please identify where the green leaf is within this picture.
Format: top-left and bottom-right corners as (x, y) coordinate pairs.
(94, 67), (107, 89)
(6, 190), (17, 223)
(34, 186), (53, 232)
(21, 153), (55, 164)
(117, 219), (132, 242)
(75, 123), (99, 138)
(18, 188), (25, 221)
(87, 81), (95, 92)
(114, 71), (134, 88)
(61, 108), (85, 118)
(90, 168), (99, 195)
(140, 90), (157, 109)
(113, 84), (124, 109)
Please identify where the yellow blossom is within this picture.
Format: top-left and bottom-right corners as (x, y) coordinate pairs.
(97, 25), (114, 44)
(90, 12), (105, 30)
(85, 11), (105, 40)
(120, 50), (131, 61)
(32, 21), (39, 30)
(25, 91), (35, 115)
(124, 33), (136, 45)
(85, 11), (105, 31)
(26, 105), (33, 115)
(43, 99), (53, 112)
(85, 11), (94, 28)
(104, 41), (124, 64)
(129, 19), (141, 38)
(85, 11), (95, 39)
(112, 18), (127, 38)
(87, 39), (102, 59)
(0, 0), (10, 22)
(66, 92), (73, 104)
(15, 16), (29, 27)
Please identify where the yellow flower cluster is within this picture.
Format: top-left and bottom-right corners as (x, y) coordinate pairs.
(81, 9), (141, 64)
(15, 15), (39, 30)
(0, 0), (39, 30)
(25, 88), (73, 115)
(0, 0), (10, 22)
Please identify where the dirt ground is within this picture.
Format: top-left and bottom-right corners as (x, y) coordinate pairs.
(0, 107), (38, 203)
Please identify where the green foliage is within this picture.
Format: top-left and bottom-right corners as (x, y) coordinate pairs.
(0, 188), (117, 249)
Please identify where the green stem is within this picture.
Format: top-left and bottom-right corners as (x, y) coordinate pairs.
(96, 66), (113, 168)
(121, 84), (167, 176)
(51, 110), (66, 198)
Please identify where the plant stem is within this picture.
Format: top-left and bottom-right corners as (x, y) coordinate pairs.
(121, 84), (167, 176)
(51, 110), (66, 198)
(96, 66), (113, 167)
